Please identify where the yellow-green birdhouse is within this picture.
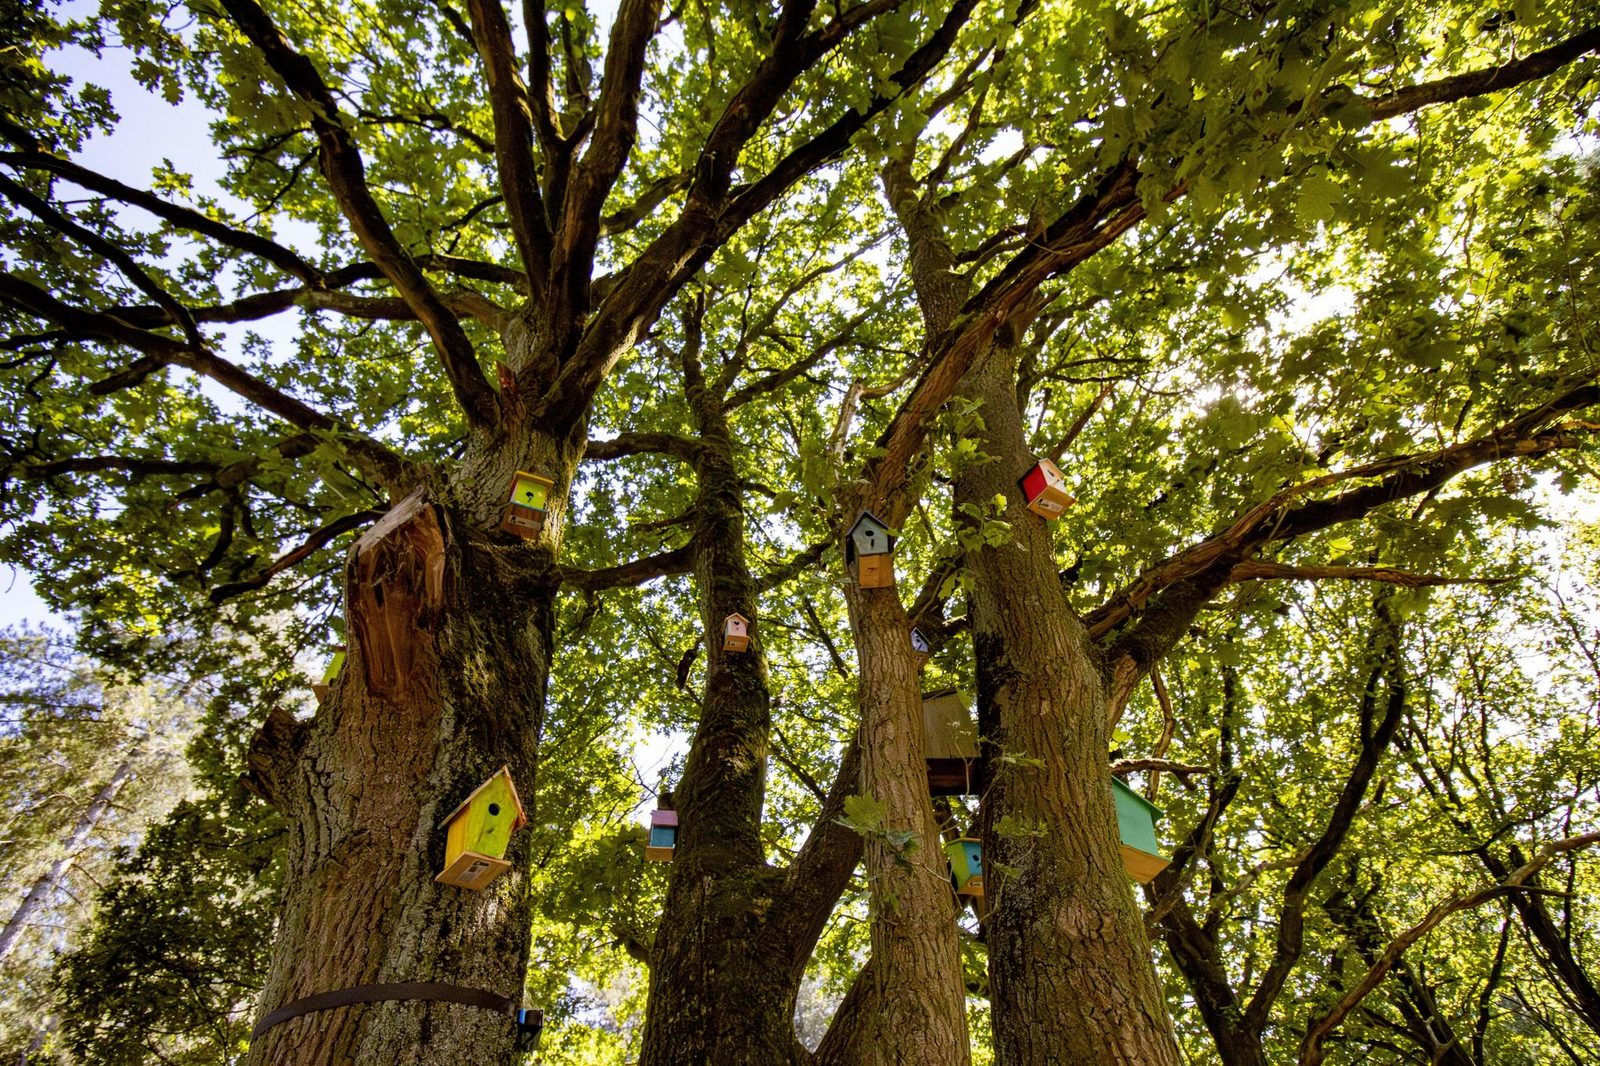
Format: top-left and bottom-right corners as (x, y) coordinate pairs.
(436, 766), (528, 890)
(311, 645), (346, 704)
(945, 837), (984, 896)
(500, 470), (555, 539)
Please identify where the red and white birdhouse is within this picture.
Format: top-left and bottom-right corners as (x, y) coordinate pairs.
(723, 613), (750, 653)
(1019, 459), (1075, 519)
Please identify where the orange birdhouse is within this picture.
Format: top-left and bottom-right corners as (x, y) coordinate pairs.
(1019, 459), (1075, 519)
(500, 470), (555, 539)
(723, 613), (750, 652)
(436, 766), (527, 890)
(846, 511), (895, 589)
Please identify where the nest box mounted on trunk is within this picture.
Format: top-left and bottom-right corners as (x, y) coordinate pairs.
(845, 511), (895, 589)
(1019, 458), (1076, 519)
(1111, 776), (1170, 884)
(923, 689), (978, 796)
(723, 613), (750, 652)
(645, 807), (678, 862)
(311, 645), (346, 704)
(500, 470), (554, 539)
(436, 766), (527, 890)
(945, 838), (984, 896)
(910, 627), (931, 664)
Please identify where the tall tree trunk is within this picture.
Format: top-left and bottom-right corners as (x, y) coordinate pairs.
(0, 754), (137, 963)
(956, 341), (1181, 1065)
(639, 327), (862, 1064)
(843, 583), (971, 1065)
(245, 427), (575, 1066)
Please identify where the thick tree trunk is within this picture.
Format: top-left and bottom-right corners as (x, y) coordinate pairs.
(956, 342), (1181, 1065)
(245, 455), (565, 1065)
(0, 755), (137, 963)
(844, 582), (971, 1065)
(639, 337), (861, 1065)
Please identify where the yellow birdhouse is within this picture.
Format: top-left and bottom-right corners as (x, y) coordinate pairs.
(500, 470), (555, 539)
(436, 766), (528, 891)
(723, 613), (750, 652)
(311, 645), (346, 704)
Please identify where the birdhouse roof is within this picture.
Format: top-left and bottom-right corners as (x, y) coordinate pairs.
(651, 808), (679, 827)
(1034, 458), (1065, 483)
(725, 613), (748, 626)
(1110, 775), (1163, 820)
(443, 766), (528, 831)
(847, 511), (894, 554)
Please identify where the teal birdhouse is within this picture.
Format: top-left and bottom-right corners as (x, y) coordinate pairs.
(945, 837), (984, 896)
(646, 808), (678, 862)
(845, 511), (895, 589)
(1111, 776), (1169, 884)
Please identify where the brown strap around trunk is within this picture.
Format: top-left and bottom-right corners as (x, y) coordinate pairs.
(251, 981), (517, 1039)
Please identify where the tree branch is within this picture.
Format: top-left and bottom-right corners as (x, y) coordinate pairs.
(557, 541), (695, 592)
(1366, 26), (1600, 121)
(583, 432), (705, 464)
(209, 509), (384, 603)
(219, 0), (501, 429)
(1227, 560), (1516, 589)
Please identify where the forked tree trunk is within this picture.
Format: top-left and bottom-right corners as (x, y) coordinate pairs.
(245, 435), (572, 1066)
(639, 336), (863, 1064)
(843, 582), (971, 1065)
(956, 341), (1181, 1065)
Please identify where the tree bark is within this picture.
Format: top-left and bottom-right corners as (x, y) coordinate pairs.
(956, 340), (1181, 1065)
(0, 755), (137, 963)
(245, 444), (568, 1065)
(638, 326), (863, 1065)
(844, 578), (972, 1065)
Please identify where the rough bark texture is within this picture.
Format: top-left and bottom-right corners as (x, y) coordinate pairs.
(638, 335), (863, 1065)
(246, 444), (567, 1065)
(957, 341), (1181, 1066)
(843, 580), (971, 1065)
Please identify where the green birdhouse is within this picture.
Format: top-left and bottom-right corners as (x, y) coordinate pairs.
(436, 766), (528, 890)
(1111, 776), (1170, 884)
(311, 645), (346, 704)
(945, 837), (984, 896)
(500, 470), (554, 539)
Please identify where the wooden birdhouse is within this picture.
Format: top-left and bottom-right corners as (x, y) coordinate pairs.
(845, 511), (895, 589)
(645, 808), (678, 862)
(910, 627), (931, 663)
(945, 838), (984, 896)
(311, 645), (346, 704)
(500, 470), (555, 539)
(436, 766), (528, 891)
(1111, 776), (1170, 885)
(1019, 458), (1076, 519)
(723, 613), (750, 653)
(923, 689), (978, 796)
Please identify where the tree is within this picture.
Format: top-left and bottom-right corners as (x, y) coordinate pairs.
(2, 0), (1598, 1063)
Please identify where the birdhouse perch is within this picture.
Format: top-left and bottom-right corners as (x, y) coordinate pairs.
(436, 766), (528, 890)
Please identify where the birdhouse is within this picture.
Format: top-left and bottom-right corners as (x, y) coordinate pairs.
(1019, 458), (1076, 519)
(500, 470), (555, 539)
(1111, 776), (1170, 884)
(945, 838), (984, 896)
(923, 689), (978, 796)
(646, 808), (678, 862)
(910, 627), (931, 662)
(435, 766), (528, 890)
(311, 645), (346, 704)
(723, 613), (750, 653)
(845, 511), (895, 589)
